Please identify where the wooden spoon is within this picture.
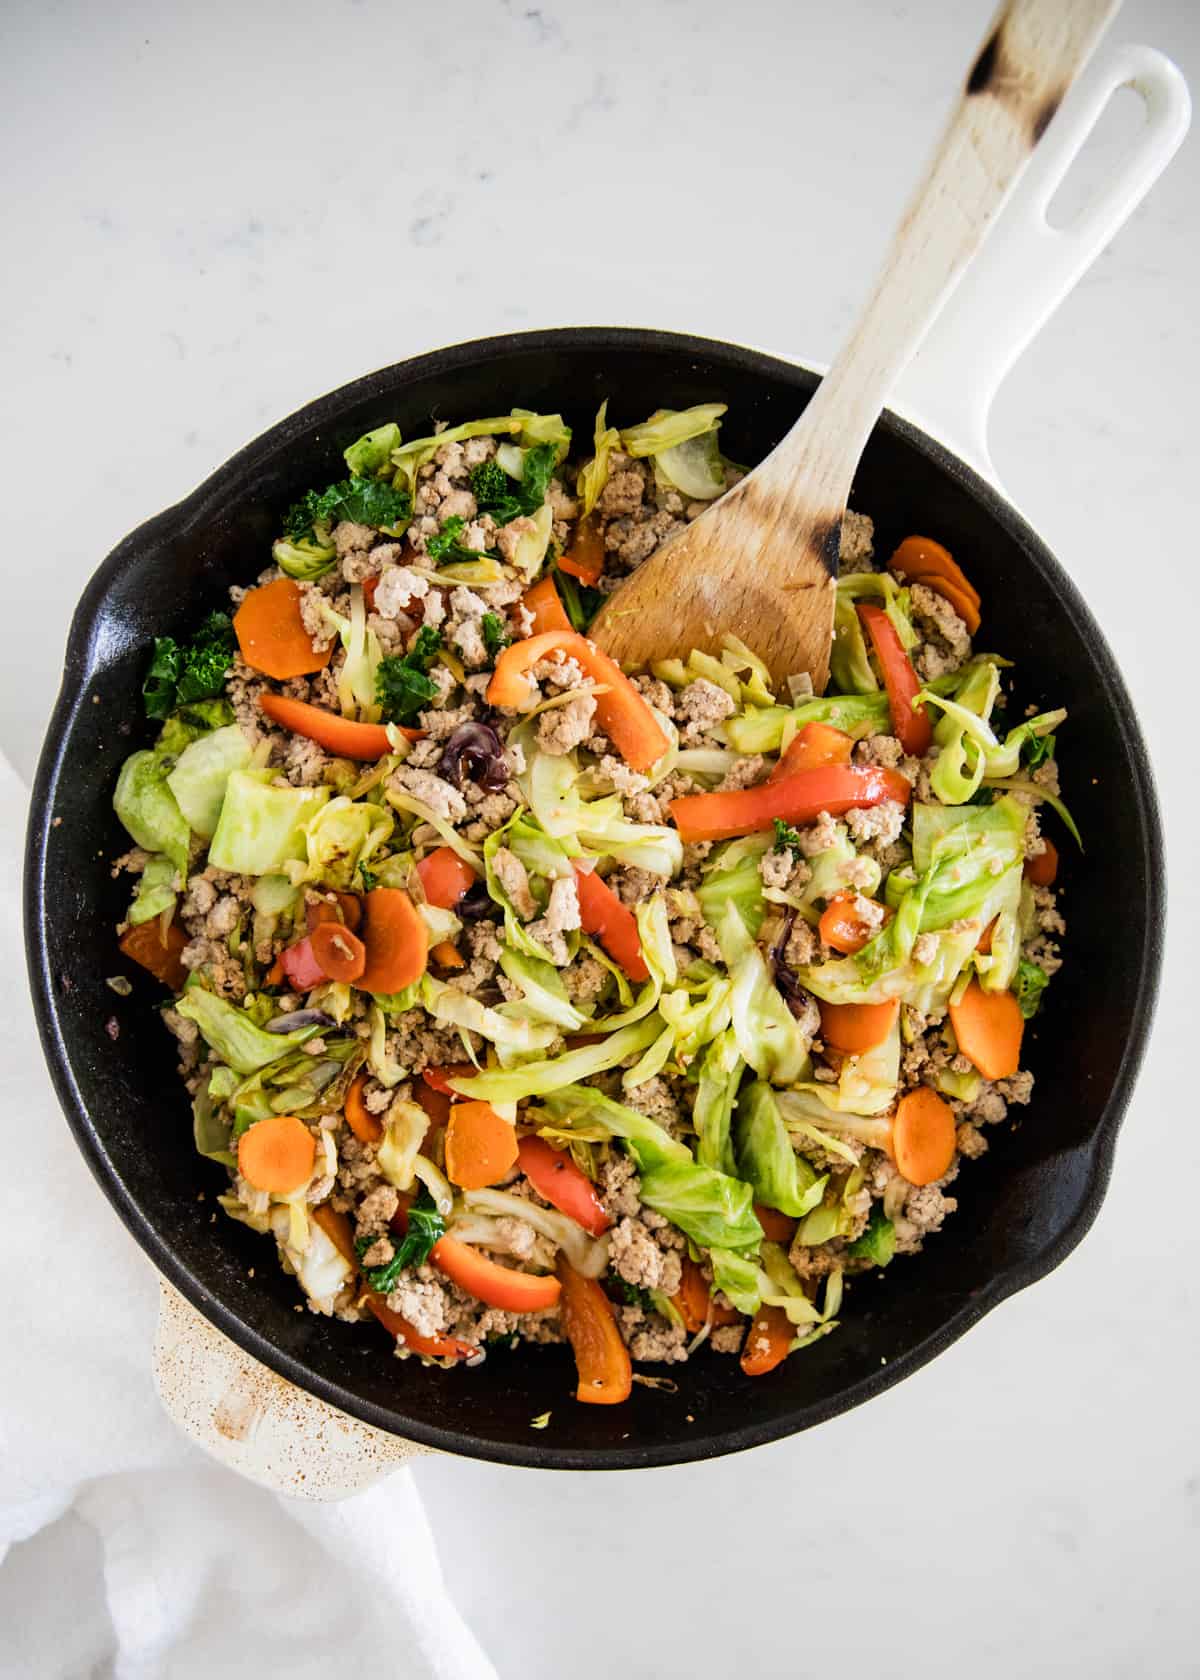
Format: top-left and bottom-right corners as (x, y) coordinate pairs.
(590, 0), (1118, 693)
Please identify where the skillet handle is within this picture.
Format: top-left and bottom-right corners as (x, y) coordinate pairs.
(891, 42), (1190, 483)
(153, 1281), (427, 1499)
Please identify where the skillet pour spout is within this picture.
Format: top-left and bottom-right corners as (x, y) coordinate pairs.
(24, 330), (1164, 1469)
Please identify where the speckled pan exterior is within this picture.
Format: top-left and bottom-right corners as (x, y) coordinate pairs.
(24, 330), (1164, 1470)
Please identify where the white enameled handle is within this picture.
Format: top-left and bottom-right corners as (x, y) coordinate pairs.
(892, 42), (1191, 483)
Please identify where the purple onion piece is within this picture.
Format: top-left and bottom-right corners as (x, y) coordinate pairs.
(768, 909), (810, 1020)
(439, 722), (509, 792)
(266, 1009), (335, 1034)
(456, 880), (493, 921)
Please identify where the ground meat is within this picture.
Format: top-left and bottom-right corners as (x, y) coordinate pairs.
(604, 508), (686, 570)
(845, 799), (906, 846)
(912, 931), (939, 966)
(386, 1267), (451, 1340)
(562, 954), (609, 1002)
(856, 734), (905, 770)
(759, 849), (798, 891)
(537, 692), (597, 755)
(492, 847), (537, 919)
(281, 731), (329, 787)
(595, 754), (649, 798)
(893, 1182), (958, 1254)
(710, 1323), (745, 1355)
(676, 678), (736, 741)
(495, 515), (538, 565)
(911, 583), (971, 681)
(609, 1218), (683, 1294)
(715, 755), (765, 792)
(618, 1306), (688, 1364)
(388, 765), (468, 822)
(623, 1076), (680, 1128)
(956, 1121), (988, 1159)
(596, 456), (647, 517)
(613, 866), (664, 905)
(333, 521), (375, 559)
(528, 874), (580, 965)
(599, 1151), (641, 1220)
(630, 675), (674, 716)
(796, 810), (842, 857)
(355, 1184), (400, 1238)
(416, 702), (477, 741)
(373, 566), (430, 619)
(181, 936), (244, 1000)
(839, 509), (875, 573)
(785, 916), (819, 966)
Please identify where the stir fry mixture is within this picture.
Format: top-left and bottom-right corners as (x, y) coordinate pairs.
(110, 403), (1072, 1404)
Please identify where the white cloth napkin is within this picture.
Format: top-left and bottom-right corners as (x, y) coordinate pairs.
(0, 749), (496, 1680)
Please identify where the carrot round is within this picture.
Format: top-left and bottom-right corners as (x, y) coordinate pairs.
(416, 845), (477, 909)
(819, 997), (900, 1056)
(517, 1136), (611, 1237)
(258, 692), (419, 760)
(344, 1071), (383, 1145)
(487, 630), (669, 773)
(557, 1257), (632, 1405)
(234, 578), (334, 681)
(892, 1086), (957, 1186)
(673, 1256), (741, 1335)
(237, 1113), (316, 1194)
(753, 1203), (799, 1245)
(768, 721), (853, 782)
(522, 575), (573, 635)
(857, 602), (931, 757)
(889, 535), (981, 609)
(1024, 837), (1059, 887)
(432, 1235), (561, 1313)
(431, 940), (466, 970)
(444, 1101), (519, 1190)
(669, 764), (911, 844)
(119, 919), (189, 991)
(573, 864), (649, 982)
(740, 1304), (794, 1377)
(819, 891), (888, 955)
(311, 920), (367, 983)
(307, 892), (364, 933)
(557, 514), (605, 585)
(357, 888), (428, 994)
(949, 979), (1024, 1081)
(910, 572), (981, 635)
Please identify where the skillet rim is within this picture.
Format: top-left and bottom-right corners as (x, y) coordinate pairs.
(23, 327), (1165, 1470)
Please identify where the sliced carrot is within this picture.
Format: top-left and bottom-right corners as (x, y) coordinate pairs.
(522, 574), (573, 635)
(949, 979), (1024, 1081)
(557, 1257), (633, 1405)
(237, 1113), (316, 1195)
(857, 602), (932, 757)
(673, 1256), (741, 1335)
(892, 1086), (957, 1186)
(432, 1235), (561, 1313)
(258, 692), (419, 760)
(234, 578), (334, 681)
(357, 888), (428, 994)
(487, 630), (669, 773)
(343, 1071), (383, 1145)
(910, 571), (981, 635)
(768, 721), (853, 782)
(1024, 837), (1059, 887)
(361, 574), (380, 612)
(444, 1101), (519, 1190)
(753, 1203), (798, 1245)
(119, 919), (189, 991)
(416, 845), (477, 910)
(669, 764), (911, 844)
(573, 864), (648, 982)
(415, 1080), (450, 1128)
(265, 956), (286, 987)
(311, 919), (367, 983)
(819, 891), (889, 955)
(819, 998), (900, 1056)
(517, 1136), (611, 1237)
(557, 514), (605, 585)
(889, 535), (981, 609)
(741, 1304), (794, 1377)
(306, 892), (363, 933)
(976, 917), (996, 956)
(431, 940), (465, 970)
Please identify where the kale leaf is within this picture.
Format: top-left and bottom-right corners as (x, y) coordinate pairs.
(375, 626), (444, 724)
(426, 515), (492, 564)
(471, 442), (557, 525)
(773, 818), (804, 855)
(142, 611), (236, 720)
(553, 564), (603, 633)
(356, 1188), (445, 1294)
(481, 611), (511, 661)
(1015, 959), (1050, 1019)
(283, 476), (411, 541)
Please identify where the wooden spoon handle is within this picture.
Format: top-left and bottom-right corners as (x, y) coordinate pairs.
(757, 0), (1119, 501)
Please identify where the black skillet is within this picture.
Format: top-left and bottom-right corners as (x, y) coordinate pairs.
(24, 329), (1164, 1469)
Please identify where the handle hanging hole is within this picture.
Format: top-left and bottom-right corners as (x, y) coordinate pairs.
(1045, 84), (1149, 230)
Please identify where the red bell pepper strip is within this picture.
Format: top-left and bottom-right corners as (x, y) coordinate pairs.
(669, 764), (911, 844)
(279, 936), (326, 991)
(517, 1136), (612, 1237)
(557, 1257), (633, 1404)
(856, 602), (931, 756)
(573, 864), (649, 982)
(767, 721), (853, 782)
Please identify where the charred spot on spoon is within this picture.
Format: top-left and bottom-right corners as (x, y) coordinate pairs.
(966, 28), (1001, 95)
(1031, 92), (1062, 145)
(810, 518), (843, 574)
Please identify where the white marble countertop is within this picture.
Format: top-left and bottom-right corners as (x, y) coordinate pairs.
(4, 0), (1198, 1673)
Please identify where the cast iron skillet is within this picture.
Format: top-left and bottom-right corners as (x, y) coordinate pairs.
(25, 329), (1164, 1470)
